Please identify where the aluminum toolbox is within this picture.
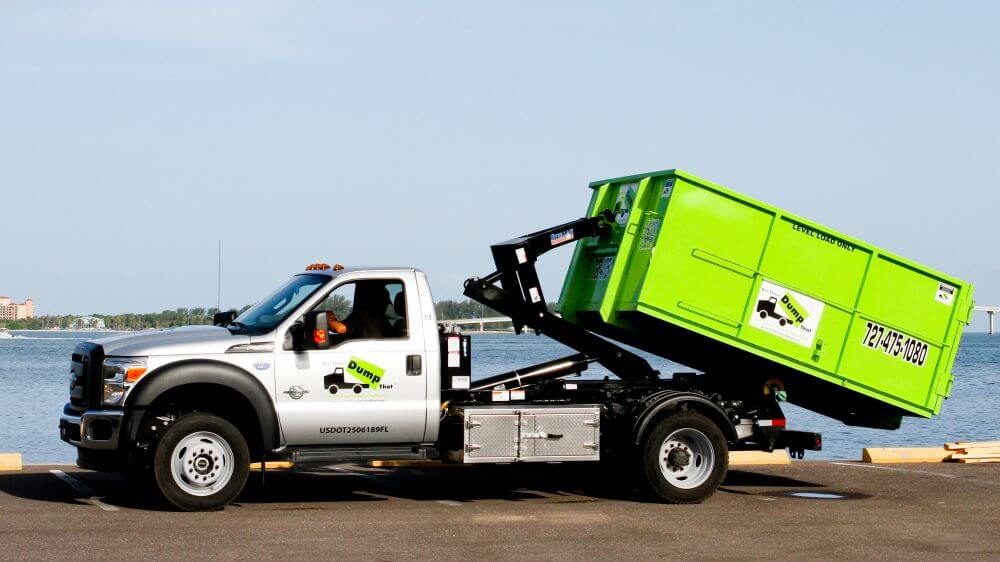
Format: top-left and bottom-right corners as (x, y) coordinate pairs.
(557, 169), (974, 426)
(449, 405), (600, 463)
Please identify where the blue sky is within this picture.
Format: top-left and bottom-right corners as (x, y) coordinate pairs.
(2, 2), (998, 330)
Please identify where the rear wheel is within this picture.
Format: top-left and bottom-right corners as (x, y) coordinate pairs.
(641, 411), (727, 503)
(153, 414), (249, 511)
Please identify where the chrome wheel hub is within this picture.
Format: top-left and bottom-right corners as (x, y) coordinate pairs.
(170, 431), (235, 497)
(658, 428), (715, 489)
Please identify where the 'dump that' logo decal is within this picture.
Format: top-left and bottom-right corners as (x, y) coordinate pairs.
(347, 356), (384, 386)
(323, 357), (388, 396)
(749, 280), (825, 348)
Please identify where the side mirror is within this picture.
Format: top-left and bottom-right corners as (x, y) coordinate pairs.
(302, 310), (330, 350)
(213, 310), (237, 326)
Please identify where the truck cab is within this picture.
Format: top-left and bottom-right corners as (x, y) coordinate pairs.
(266, 266), (440, 446)
(61, 265), (445, 510)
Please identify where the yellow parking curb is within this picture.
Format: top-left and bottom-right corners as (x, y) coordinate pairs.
(249, 461), (294, 471)
(862, 447), (952, 464)
(367, 460), (472, 468)
(0, 453), (22, 471)
(729, 450), (791, 466)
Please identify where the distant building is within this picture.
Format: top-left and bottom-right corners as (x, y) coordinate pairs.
(0, 296), (34, 320)
(72, 316), (105, 330)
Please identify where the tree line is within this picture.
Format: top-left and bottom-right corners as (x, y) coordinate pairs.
(3, 306), (250, 331)
(3, 299), (519, 330)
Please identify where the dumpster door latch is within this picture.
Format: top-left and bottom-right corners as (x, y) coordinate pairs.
(812, 338), (824, 361)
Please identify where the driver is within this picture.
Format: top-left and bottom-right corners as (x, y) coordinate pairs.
(325, 282), (393, 339)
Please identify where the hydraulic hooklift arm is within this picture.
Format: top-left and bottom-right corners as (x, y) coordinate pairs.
(463, 210), (659, 382)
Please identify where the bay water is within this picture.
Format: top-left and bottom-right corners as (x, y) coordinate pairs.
(1, 330), (996, 463)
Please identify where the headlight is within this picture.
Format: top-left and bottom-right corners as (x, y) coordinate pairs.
(102, 357), (147, 406)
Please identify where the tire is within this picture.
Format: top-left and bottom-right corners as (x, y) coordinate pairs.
(152, 414), (250, 512)
(758, 310), (767, 319)
(640, 410), (728, 504)
(778, 318), (786, 326)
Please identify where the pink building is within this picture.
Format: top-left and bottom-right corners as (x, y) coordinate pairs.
(0, 296), (34, 320)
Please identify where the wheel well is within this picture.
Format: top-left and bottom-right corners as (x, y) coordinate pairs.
(140, 383), (264, 457)
(634, 398), (737, 447)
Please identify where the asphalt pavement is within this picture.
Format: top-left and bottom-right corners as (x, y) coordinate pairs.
(0, 461), (997, 560)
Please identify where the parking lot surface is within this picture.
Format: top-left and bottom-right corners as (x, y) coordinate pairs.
(0, 461), (998, 560)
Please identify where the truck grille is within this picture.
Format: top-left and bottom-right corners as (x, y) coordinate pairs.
(69, 342), (104, 410)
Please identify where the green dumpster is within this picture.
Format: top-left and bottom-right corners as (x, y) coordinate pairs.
(557, 169), (974, 428)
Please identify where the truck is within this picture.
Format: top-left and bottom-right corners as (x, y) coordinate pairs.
(59, 168), (972, 511)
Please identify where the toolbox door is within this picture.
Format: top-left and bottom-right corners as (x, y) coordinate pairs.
(520, 410), (600, 461)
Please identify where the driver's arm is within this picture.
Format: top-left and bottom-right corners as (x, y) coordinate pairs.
(325, 311), (348, 335)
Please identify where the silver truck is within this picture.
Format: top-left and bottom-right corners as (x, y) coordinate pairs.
(60, 215), (818, 511)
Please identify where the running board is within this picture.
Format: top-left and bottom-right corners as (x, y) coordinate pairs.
(285, 444), (438, 466)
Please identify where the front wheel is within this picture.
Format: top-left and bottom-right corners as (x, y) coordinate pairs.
(640, 411), (728, 503)
(153, 414), (249, 511)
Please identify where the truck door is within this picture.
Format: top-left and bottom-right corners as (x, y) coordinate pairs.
(273, 272), (429, 445)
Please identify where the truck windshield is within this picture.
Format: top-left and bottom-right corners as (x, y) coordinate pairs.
(233, 274), (327, 332)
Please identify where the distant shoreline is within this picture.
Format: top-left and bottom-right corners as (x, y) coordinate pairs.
(8, 329), (128, 333)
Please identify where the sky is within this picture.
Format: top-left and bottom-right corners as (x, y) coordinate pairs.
(1, 1), (998, 331)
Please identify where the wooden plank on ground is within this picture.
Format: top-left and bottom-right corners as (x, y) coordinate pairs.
(945, 440), (1000, 450)
(729, 450), (791, 466)
(950, 453), (1000, 460)
(0, 453), (22, 471)
(862, 447), (952, 464)
(949, 447), (1000, 454)
(950, 446), (1000, 451)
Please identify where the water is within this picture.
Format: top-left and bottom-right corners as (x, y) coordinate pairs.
(1, 330), (997, 463)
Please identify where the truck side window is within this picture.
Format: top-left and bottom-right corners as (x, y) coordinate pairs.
(312, 280), (407, 341)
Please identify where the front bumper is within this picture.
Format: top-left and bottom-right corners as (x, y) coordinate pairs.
(59, 406), (124, 450)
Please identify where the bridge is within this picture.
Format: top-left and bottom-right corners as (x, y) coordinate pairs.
(975, 306), (1000, 335)
(438, 316), (513, 332)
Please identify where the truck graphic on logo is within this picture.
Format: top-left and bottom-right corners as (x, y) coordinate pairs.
(756, 296), (788, 326)
(324, 368), (369, 395)
(324, 356), (386, 395)
(757, 292), (809, 327)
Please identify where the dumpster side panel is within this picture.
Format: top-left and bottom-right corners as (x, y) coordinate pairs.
(838, 255), (971, 414)
(759, 217), (872, 309)
(738, 276), (854, 380)
(637, 178), (772, 337)
(742, 216), (874, 379)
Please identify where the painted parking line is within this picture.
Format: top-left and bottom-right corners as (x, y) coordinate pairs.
(830, 462), (1000, 487)
(436, 499), (462, 507)
(49, 470), (119, 511)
